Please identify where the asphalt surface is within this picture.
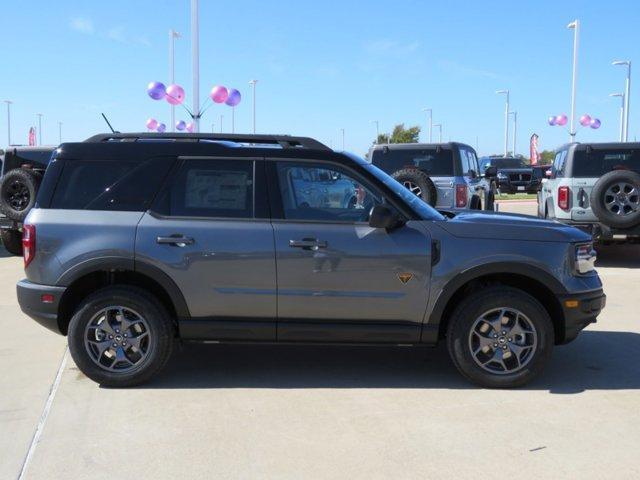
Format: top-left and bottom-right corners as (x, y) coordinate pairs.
(2, 200), (639, 479)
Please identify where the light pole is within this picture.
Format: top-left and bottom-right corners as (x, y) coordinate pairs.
(340, 128), (345, 150)
(496, 90), (509, 157)
(434, 124), (442, 143)
(568, 20), (580, 142)
(249, 79), (258, 134)
(3, 100), (12, 145)
(509, 111), (518, 156)
(219, 115), (224, 133)
(371, 120), (379, 142)
(36, 113), (43, 145)
(211, 123), (215, 133)
(613, 60), (631, 142)
(169, 29), (181, 132)
(191, 0), (200, 132)
(610, 93), (625, 142)
(422, 107), (433, 142)
(58, 122), (62, 144)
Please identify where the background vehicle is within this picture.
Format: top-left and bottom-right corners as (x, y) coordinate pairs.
(479, 156), (541, 194)
(0, 146), (56, 255)
(18, 133), (604, 389)
(538, 142), (640, 242)
(368, 142), (497, 211)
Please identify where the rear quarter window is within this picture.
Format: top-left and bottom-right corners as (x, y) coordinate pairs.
(371, 148), (454, 176)
(572, 149), (640, 177)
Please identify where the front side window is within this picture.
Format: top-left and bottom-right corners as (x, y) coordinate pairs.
(154, 159), (254, 218)
(276, 162), (381, 222)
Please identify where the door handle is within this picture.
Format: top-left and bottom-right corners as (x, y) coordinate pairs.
(289, 239), (328, 251)
(156, 235), (195, 247)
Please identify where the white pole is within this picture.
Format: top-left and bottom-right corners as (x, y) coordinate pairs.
(496, 90), (509, 156)
(422, 108), (432, 142)
(37, 114), (43, 145)
(341, 128), (345, 150)
(612, 61), (631, 142)
(249, 80), (257, 134)
(3, 100), (12, 145)
(191, 0), (200, 132)
(371, 120), (379, 142)
(170, 29), (180, 132)
(434, 124), (442, 143)
(220, 115), (223, 133)
(511, 111), (517, 157)
(610, 93), (625, 142)
(232, 106), (235, 133)
(58, 122), (62, 144)
(568, 20), (579, 142)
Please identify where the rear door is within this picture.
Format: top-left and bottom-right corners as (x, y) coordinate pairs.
(135, 157), (277, 340)
(460, 146), (485, 208)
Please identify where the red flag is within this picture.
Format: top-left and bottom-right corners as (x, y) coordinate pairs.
(28, 127), (36, 146)
(530, 133), (540, 165)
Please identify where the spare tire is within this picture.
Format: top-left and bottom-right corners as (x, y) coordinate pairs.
(0, 169), (41, 222)
(590, 170), (640, 229)
(391, 168), (437, 206)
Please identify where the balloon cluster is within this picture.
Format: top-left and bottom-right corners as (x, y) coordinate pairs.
(548, 113), (600, 129)
(145, 118), (195, 132)
(209, 85), (242, 106)
(147, 81), (185, 105)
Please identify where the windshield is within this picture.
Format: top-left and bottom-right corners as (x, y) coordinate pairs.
(360, 161), (444, 221)
(371, 148), (454, 176)
(572, 149), (640, 177)
(483, 157), (529, 169)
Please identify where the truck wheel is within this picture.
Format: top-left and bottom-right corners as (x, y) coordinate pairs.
(0, 169), (41, 222)
(590, 170), (640, 229)
(68, 286), (175, 387)
(391, 169), (437, 206)
(1, 229), (23, 256)
(446, 286), (554, 388)
(485, 191), (495, 211)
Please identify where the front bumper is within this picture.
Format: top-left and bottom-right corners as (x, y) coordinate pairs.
(558, 288), (606, 344)
(17, 279), (66, 335)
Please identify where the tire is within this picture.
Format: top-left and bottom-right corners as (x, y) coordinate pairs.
(485, 191), (495, 211)
(0, 169), (41, 222)
(1, 229), (23, 256)
(469, 195), (482, 210)
(590, 170), (640, 229)
(391, 168), (437, 206)
(446, 286), (554, 388)
(67, 286), (175, 387)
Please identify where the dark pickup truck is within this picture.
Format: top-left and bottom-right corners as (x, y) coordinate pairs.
(480, 156), (541, 194)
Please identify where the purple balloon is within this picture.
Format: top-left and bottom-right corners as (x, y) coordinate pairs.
(165, 84), (185, 105)
(210, 85), (228, 104)
(590, 118), (601, 129)
(185, 122), (195, 133)
(548, 116), (557, 126)
(156, 123), (166, 133)
(147, 82), (166, 100)
(579, 114), (592, 127)
(146, 118), (158, 130)
(555, 114), (568, 126)
(176, 120), (187, 131)
(225, 89), (241, 107)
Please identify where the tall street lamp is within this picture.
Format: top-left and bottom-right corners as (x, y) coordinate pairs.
(612, 60), (631, 142)
(609, 93), (625, 142)
(434, 124), (442, 143)
(249, 79), (258, 134)
(509, 111), (518, 156)
(58, 121), (62, 144)
(219, 114), (224, 133)
(371, 120), (379, 142)
(567, 20), (580, 142)
(496, 90), (510, 156)
(3, 100), (12, 145)
(191, 0), (200, 132)
(169, 29), (181, 132)
(37, 113), (43, 145)
(340, 128), (345, 150)
(422, 107), (433, 142)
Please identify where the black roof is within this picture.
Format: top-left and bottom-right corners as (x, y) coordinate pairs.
(369, 142), (472, 151)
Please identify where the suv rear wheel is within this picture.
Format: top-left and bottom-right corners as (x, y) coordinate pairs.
(0, 169), (42, 222)
(590, 170), (640, 229)
(447, 286), (553, 388)
(68, 286), (174, 387)
(391, 168), (437, 206)
(1, 229), (23, 256)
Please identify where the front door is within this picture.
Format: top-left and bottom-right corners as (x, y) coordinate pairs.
(268, 160), (432, 343)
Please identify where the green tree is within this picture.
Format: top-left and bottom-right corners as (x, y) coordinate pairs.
(376, 123), (421, 144)
(539, 150), (555, 164)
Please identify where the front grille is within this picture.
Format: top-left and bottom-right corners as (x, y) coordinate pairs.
(509, 173), (531, 182)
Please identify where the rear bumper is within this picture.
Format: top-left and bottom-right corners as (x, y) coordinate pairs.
(497, 180), (541, 193)
(558, 288), (606, 344)
(16, 279), (66, 335)
(558, 221), (640, 239)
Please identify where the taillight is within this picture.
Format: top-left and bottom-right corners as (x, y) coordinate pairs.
(558, 186), (570, 210)
(23, 224), (35, 268)
(455, 184), (468, 208)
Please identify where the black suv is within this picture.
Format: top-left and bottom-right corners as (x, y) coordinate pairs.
(479, 156), (540, 194)
(0, 146), (56, 255)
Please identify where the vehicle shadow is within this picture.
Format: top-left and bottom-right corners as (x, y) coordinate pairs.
(143, 330), (640, 393)
(0, 246), (16, 258)
(595, 243), (640, 268)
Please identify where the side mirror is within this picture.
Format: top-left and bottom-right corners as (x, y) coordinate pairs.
(369, 205), (402, 230)
(484, 166), (498, 178)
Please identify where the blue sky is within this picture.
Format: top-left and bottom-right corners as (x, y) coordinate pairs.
(1, 0), (638, 156)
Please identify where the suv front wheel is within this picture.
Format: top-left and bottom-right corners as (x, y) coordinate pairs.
(447, 286), (553, 388)
(68, 286), (175, 387)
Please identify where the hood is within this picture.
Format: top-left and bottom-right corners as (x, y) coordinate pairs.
(437, 211), (591, 243)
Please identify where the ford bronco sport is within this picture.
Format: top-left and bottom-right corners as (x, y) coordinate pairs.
(17, 133), (605, 388)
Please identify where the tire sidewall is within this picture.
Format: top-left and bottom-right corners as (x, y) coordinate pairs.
(590, 170), (640, 229)
(391, 169), (438, 206)
(0, 169), (40, 221)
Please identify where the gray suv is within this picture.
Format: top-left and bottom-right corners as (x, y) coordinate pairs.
(17, 133), (605, 388)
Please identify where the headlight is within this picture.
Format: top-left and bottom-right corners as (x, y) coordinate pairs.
(574, 242), (596, 274)
(497, 172), (508, 179)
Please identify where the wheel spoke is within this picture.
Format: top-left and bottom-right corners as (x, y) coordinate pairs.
(126, 331), (149, 351)
(89, 338), (114, 359)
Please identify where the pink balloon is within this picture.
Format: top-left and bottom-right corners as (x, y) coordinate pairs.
(185, 122), (195, 133)
(175, 120), (186, 131)
(590, 118), (601, 129)
(225, 88), (241, 107)
(579, 114), (592, 127)
(555, 114), (568, 126)
(165, 84), (185, 105)
(548, 116), (557, 126)
(156, 123), (166, 133)
(146, 118), (158, 130)
(209, 85), (228, 104)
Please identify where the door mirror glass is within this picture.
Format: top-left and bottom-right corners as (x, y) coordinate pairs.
(369, 205), (402, 229)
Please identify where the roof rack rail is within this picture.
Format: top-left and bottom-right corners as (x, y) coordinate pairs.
(83, 132), (331, 151)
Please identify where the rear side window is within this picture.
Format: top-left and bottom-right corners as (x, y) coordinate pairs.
(153, 159), (254, 218)
(572, 149), (640, 177)
(50, 157), (173, 211)
(371, 149), (454, 176)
